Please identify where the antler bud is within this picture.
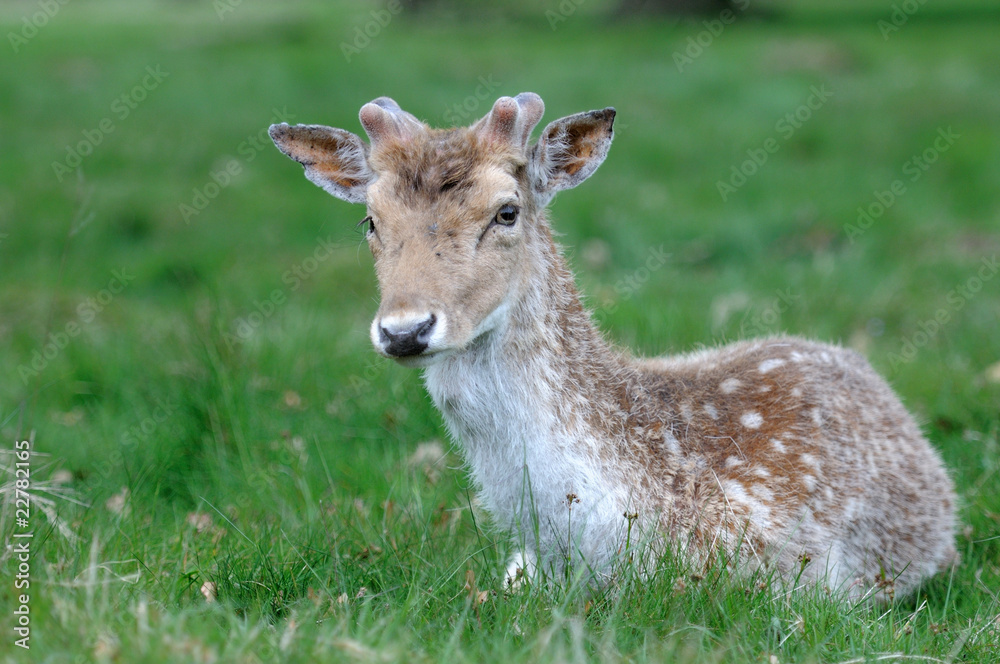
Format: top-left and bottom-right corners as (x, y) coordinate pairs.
(473, 92), (545, 149)
(359, 97), (424, 146)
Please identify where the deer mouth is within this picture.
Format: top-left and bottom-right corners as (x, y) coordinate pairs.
(370, 311), (456, 367)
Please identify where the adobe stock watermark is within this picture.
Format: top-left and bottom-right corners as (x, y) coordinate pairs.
(717, 84), (833, 201)
(93, 398), (180, 482)
(344, 358), (392, 401)
(222, 235), (339, 349)
(878, 0), (929, 40)
(180, 107), (294, 224)
(51, 65), (169, 182)
(18, 269), (135, 383)
(10, 438), (33, 650)
(442, 76), (502, 125)
(739, 288), (800, 338)
(236, 437), (304, 516)
(546, 0), (586, 30)
(887, 255), (998, 372)
(340, 0), (407, 63)
(672, 0), (752, 72)
(214, 0), (245, 20)
(844, 126), (959, 243)
(7, 0), (70, 53)
(592, 245), (669, 328)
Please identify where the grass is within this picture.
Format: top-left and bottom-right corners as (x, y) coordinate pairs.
(2, 0), (1000, 661)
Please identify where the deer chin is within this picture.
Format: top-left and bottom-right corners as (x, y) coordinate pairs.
(469, 296), (515, 343)
(389, 348), (454, 368)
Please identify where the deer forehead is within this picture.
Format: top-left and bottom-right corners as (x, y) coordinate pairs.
(367, 161), (523, 232)
(371, 129), (522, 192)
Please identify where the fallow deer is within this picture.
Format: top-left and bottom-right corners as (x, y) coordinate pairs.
(269, 93), (957, 601)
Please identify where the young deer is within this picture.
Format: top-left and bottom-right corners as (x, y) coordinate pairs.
(269, 93), (957, 600)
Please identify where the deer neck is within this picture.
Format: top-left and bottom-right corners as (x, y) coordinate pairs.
(424, 232), (616, 430)
(422, 231), (630, 532)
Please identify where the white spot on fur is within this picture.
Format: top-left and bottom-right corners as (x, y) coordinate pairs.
(810, 408), (824, 427)
(770, 438), (787, 454)
(740, 411), (764, 429)
(663, 431), (681, 456)
(750, 508), (772, 531)
(800, 453), (821, 471)
(719, 378), (742, 394)
(725, 456), (743, 468)
(703, 403), (719, 420)
(802, 474), (818, 492)
(723, 481), (772, 530)
(750, 483), (774, 501)
(722, 480), (749, 503)
(752, 466), (772, 479)
(758, 358), (786, 373)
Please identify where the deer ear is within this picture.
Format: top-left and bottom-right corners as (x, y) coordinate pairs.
(269, 123), (374, 204)
(530, 108), (615, 201)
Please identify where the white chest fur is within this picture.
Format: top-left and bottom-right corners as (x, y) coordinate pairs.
(423, 350), (631, 574)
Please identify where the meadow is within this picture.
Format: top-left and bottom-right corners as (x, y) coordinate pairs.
(1, 0), (999, 661)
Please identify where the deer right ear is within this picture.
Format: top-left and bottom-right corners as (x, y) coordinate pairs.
(269, 123), (374, 204)
(529, 108), (615, 203)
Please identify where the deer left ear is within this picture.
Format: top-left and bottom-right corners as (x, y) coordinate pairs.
(269, 123), (374, 204)
(529, 108), (615, 202)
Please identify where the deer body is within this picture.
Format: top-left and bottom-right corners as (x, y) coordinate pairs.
(270, 93), (957, 600)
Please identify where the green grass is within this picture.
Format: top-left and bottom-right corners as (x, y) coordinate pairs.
(2, 1), (1000, 661)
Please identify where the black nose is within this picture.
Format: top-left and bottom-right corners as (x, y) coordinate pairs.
(379, 314), (437, 357)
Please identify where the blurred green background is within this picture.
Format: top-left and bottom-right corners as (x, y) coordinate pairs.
(1, 0), (999, 661)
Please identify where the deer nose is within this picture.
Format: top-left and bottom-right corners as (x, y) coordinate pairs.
(378, 313), (437, 357)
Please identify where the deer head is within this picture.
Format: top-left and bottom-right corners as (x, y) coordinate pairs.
(269, 93), (615, 366)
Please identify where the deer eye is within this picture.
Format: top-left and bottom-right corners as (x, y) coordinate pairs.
(495, 204), (519, 226)
(359, 215), (376, 237)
